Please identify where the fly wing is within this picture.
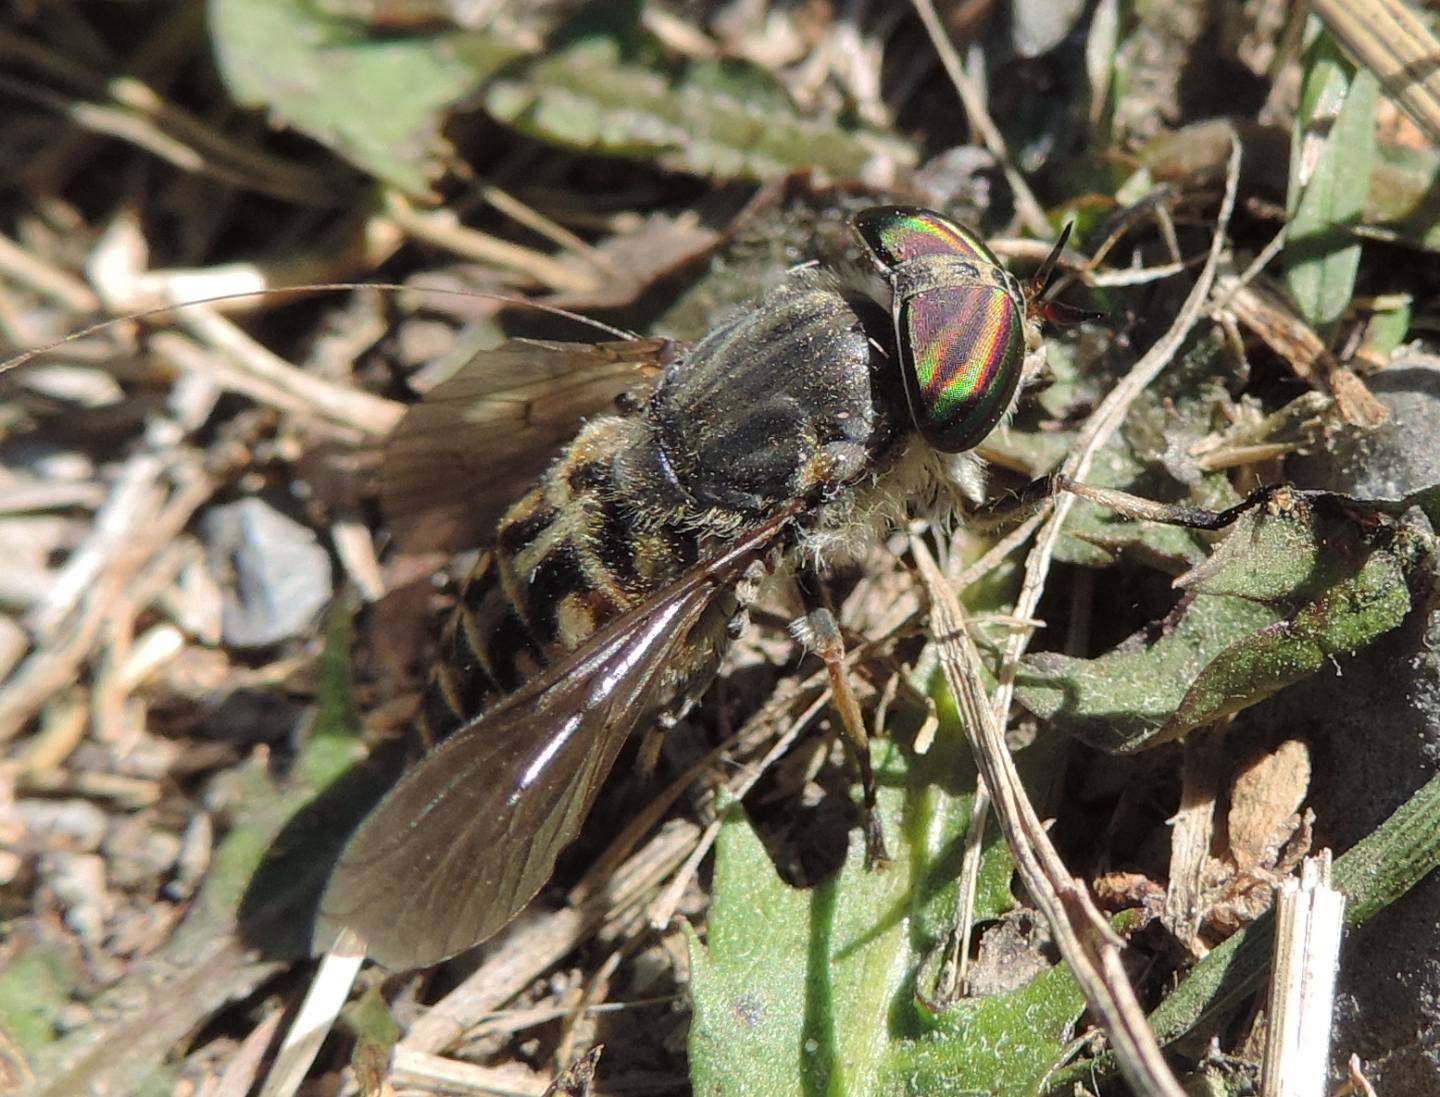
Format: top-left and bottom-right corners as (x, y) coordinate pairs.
(315, 510), (795, 970)
(382, 338), (672, 553)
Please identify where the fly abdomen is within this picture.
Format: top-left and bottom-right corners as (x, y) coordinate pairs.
(419, 414), (705, 747)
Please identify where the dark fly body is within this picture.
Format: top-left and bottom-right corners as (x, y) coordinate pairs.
(315, 207), (1071, 970)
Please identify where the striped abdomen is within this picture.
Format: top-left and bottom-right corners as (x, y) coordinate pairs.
(416, 415), (704, 747)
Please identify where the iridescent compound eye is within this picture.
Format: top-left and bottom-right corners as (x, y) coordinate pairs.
(851, 206), (1028, 454)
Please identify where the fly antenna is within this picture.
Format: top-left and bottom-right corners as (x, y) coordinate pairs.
(1027, 221), (1074, 306)
(1025, 222), (1103, 327)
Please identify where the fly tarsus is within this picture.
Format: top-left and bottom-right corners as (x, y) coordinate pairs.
(796, 566), (892, 869)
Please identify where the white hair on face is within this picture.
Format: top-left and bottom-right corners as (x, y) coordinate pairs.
(796, 441), (988, 568)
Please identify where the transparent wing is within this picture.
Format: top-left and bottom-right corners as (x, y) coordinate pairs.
(314, 511), (795, 970)
(382, 338), (672, 552)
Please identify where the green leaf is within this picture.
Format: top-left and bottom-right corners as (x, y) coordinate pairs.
(1167, 540), (1411, 738)
(1015, 590), (1280, 752)
(1016, 497), (1428, 752)
(208, 0), (523, 194)
(0, 942), (79, 1054)
(688, 679), (1081, 1096)
(483, 38), (916, 183)
(887, 960), (1087, 1096)
(1357, 294), (1412, 358)
(1284, 22), (1379, 337)
(1366, 142), (1440, 252)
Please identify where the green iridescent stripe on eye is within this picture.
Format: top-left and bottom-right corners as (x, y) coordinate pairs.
(899, 284), (1025, 452)
(857, 207), (999, 268)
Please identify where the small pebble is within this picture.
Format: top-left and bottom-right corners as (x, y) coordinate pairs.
(203, 496), (333, 648)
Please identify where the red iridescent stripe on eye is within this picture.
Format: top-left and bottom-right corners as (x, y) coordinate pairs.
(865, 208), (998, 267)
(899, 284), (1025, 451)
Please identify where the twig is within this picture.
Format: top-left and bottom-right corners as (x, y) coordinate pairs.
(1164, 726), (1227, 959)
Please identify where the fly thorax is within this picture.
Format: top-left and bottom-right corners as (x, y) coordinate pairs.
(647, 271), (894, 518)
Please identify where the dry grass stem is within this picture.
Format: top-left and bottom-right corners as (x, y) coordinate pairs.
(1163, 727), (1227, 958)
(994, 136), (1242, 714)
(1087, 260), (1191, 287)
(0, 481), (107, 514)
(909, 0), (1052, 238)
(384, 191), (603, 295)
(0, 230), (98, 313)
(1261, 852), (1345, 1097)
(1314, 0), (1440, 146)
(106, 76), (346, 204)
(6, 7), (1434, 1089)
(331, 516), (387, 602)
(400, 822), (699, 1055)
(390, 1048), (550, 1097)
(1212, 273), (1388, 429)
(0, 29), (341, 204)
(208, 1008), (287, 1097)
(911, 537), (1188, 1097)
(912, 138), (1242, 1090)
(167, 308), (405, 437)
(0, 457), (211, 743)
(478, 184), (614, 270)
(258, 932), (365, 1097)
(648, 687), (829, 930)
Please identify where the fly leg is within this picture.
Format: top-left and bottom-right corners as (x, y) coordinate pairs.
(971, 474), (1286, 533)
(795, 564), (890, 868)
(967, 473), (1057, 531)
(1054, 475), (1291, 530)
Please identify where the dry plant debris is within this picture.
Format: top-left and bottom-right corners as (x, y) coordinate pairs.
(1, 2), (1439, 1096)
